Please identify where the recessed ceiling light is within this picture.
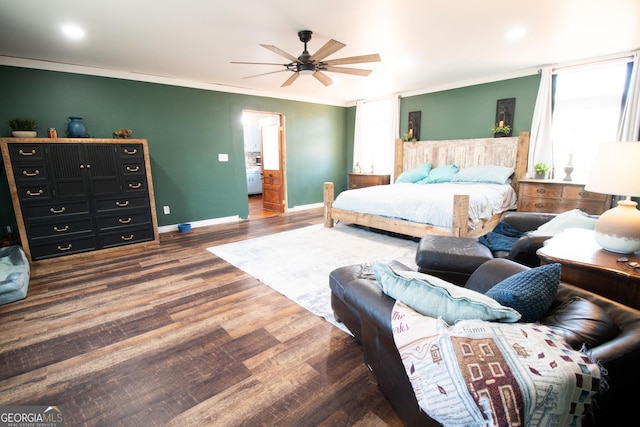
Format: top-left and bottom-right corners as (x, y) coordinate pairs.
(506, 26), (526, 41)
(62, 24), (85, 40)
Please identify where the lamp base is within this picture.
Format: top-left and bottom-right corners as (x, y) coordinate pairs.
(594, 199), (640, 254)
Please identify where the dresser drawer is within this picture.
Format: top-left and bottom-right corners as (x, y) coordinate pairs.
(519, 183), (563, 199)
(518, 197), (563, 213)
(94, 194), (150, 213)
(561, 186), (608, 201)
(27, 217), (94, 239)
(99, 225), (155, 249)
(121, 161), (146, 176)
(117, 144), (143, 159)
(22, 200), (91, 221)
(123, 178), (148, 193)
(16, 183), (52, 202)
(348, 174), (391, 189)
(96, 210), (151, 231)
(12, 163), (49, 183)
(8, 144), (45, 161)
(30, 234), (98, 260)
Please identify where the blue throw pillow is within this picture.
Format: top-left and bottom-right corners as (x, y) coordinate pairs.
(396, 162), (432, 183)
(485, 263), (561, 322)
(373, 262), (521, 324)
(420, 164), (459, 184)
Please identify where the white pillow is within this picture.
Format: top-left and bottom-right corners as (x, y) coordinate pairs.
(528, 209), (598, 236)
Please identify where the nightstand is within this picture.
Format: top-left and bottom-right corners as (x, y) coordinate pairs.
(517, 179), (611, 214)
(348, 173), (390, 190)
(537, 228), (640, 309)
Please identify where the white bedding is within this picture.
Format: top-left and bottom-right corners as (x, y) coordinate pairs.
(332, 182), (517, 229)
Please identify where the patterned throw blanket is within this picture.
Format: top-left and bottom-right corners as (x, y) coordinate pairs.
(392, 301), (601, 426)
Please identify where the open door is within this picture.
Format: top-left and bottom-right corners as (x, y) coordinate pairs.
(260, 114), (286, 213)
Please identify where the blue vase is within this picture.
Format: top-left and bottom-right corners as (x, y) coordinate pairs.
(67, 117), (87, 137)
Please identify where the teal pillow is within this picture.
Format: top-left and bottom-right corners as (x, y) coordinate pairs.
(372, 262), (521, 324)
(451, 165), (514, 184)
(396, 162), (432, 183)
(419, 164), (459, 184)
(485, 263), (561, 322)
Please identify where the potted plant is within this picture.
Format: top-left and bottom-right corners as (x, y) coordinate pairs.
(9, 118), (37, 138)
(490, 123), (512, 138)
(534, 162), (550, 179)
(402, 132), (417, 142)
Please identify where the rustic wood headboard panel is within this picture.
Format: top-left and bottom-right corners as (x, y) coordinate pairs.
(394, 131), (530, 192)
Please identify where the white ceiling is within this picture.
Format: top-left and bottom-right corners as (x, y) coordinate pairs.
(0, 0), (639, 106)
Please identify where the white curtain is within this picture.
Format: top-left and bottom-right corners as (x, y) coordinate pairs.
(352, 95), (400, 180)
(617, 50), (640, 142)
(528, 67), (554, 177)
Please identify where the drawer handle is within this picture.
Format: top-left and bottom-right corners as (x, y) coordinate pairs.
(50, 207), (66, 214)
(121, 234), (134, 241)
(119, 217), (132, 224)
(27, 189), (43, 196)
(18, 149), (36, 156)
(128, 183), (142, 189)
(126, 166), (140, 172)
(116, 200), (130, 207)
(57, 244), (72, 251)
(578, 191), (588, 197)
(54, 225), (69, 232)
(536, 188), (546, 194)
(124, 148), (138, 155)
(23, 170), (40, 177)
(535, 203), (545, 208)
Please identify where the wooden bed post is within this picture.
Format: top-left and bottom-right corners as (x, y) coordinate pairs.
(323, 182), (334, 228)
(452, 195), (470, 237)
(394, 138), (404, 182)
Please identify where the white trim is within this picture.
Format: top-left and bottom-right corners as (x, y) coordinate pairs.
(158, 215), (240, 234)
(288, 202), (323, 211)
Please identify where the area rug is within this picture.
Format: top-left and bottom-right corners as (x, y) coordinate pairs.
(207, 223), (417, 333)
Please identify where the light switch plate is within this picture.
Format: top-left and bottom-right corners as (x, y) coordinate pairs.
(218, 153), (229, 162)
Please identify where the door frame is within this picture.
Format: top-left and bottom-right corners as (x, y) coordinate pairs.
(242, 110), (287, 214)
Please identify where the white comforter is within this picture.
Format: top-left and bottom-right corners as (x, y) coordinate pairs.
(332, 182), (517, 229)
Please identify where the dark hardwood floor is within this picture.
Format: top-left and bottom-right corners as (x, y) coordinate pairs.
(0, 208), (404, 426)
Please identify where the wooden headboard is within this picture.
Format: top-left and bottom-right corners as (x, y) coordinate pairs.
(394, 131), (530, 193)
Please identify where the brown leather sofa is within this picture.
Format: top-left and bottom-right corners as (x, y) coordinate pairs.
(330, 258), (640, 426)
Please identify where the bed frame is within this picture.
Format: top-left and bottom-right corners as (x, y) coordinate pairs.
(323, 131), (530, 238)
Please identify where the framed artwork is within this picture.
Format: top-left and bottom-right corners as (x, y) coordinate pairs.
(494, 98), (515, 137)
(408, 111), (421, 141)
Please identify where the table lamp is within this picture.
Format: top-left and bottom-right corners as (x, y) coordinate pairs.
(585, 142), (640, 253)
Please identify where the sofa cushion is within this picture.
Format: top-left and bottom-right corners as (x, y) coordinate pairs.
(372, 262), (521, 324)
(485, 263), (560, 322)
(542, 296), (619, 350)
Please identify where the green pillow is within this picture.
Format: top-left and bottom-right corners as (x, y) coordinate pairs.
(373, 262), (521, 324)
(485, 263), (561, 322)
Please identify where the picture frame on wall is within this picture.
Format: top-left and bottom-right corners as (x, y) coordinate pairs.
(408, 111), (421, 141)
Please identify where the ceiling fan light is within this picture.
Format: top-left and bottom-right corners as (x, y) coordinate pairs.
(297, 62), (316, 75)
(299, 69), (314, 76)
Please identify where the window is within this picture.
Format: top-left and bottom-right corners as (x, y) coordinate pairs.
(551, 61), (628, 182)
(353, 96), (399, 177)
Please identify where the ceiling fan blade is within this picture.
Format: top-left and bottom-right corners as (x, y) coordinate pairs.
(260, 44), (301, 63)
(281, 73), (300, 87)
(242, 69), (288, 79)
(323, 66), (372, 76)
(313, 71), (333, 86)
(231, 61), (287, 66)
(323, 53), (381, 66)
(310, 39), (346, 62)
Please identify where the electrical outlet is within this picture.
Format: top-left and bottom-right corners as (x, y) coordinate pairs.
(218, 153), (229, 162)
(163, 205), (170, 215)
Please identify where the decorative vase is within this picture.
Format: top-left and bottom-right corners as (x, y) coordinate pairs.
(67, 117), (88, 138)
(563, 153), (574, 181)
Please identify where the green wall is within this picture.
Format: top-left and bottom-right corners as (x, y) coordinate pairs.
(0, 66), (540, 234)
(399, 75), (541, 140)
(0, 66), (348, 229)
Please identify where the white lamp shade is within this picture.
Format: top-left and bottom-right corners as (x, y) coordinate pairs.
(585, 142), (640, 197)
(585, 142), (640, 253)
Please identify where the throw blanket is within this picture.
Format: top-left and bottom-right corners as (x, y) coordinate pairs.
(478, 220), (524, 252)
(392, 301), (601, 427)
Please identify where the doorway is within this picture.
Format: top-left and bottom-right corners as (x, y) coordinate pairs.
(242, 110), (287, 218)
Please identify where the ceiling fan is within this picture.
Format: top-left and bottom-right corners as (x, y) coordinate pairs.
(231, 30), (381, 87)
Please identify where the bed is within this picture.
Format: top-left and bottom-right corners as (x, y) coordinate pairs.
(323, 131), (530, 238)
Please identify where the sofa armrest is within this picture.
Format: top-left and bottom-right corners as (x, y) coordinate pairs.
(464, 258), (529, 294)
(507, 234), (552, 267)
(500, 211), (557, 232)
